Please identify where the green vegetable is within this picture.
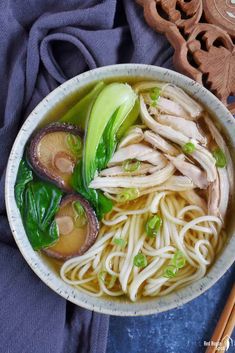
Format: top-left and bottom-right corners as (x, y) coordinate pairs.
(83, 83), (137, 187)
(212, 148), (227, 168)
(98, 271), (107, 283)
(123, 159), (141, 172)
(163, 265), (178, 278)
(150, 100), (157, 107)
(23, 180), (63, 250)
(182, 142), (195, 154)
(150, 87), (161, 101)
(163, 250), (186, 279)
(66, 134), (82, 157)
(60, 81), (105, 128)
(15, 159), (33, 212)
(116, 188), (140, 203)
(71, 83), (137, 219)
(145, 215), (162, 238)
(72, 201), (87, 227)
(134, 253), (147, 268)
(107, 275), (117, 289)
(15, 159), (63, 250)
(70, 161), (113, 220)
(98, 270), (116, 289)
(113, 238), (127, 248)
(116, 99), (140, 139)
(171, 251), (186, 269)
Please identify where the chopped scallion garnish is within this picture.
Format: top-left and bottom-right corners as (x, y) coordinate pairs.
(72, 201), (87, 227)
(150, 87), (161, 102)
(145, 214), (162, 238)
(171, 251), (186, 269)
(123, 159), (141, 172)
(98, 270), (107, 283)
(116, 188), (140, 203)
(98, 271), (116, 288)
(212, 148), (227, 168)
(163, 250), (186, 279)
(113, 238), (127, 248)
(163, 265), (178, 278)
(66, 133), (82, 157)
(107, 275), (117, 289)
(182, 142), (195, 154)
(134, 253), (147, 268)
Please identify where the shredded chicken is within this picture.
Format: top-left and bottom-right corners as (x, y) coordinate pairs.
(204, 114), (233, 190)
(156, 115), (206, 144)
(134, 81), (202, 119)
(100, 163), (160, 177)
(140, 96), (217, 182)
(152, 175), (195, 191)
(118, 127), (144, 149)
(140, 96), (188, 145)
(148, 96), (189, 119)
(161, 84), (203, 119)
(191, 149), (217, 183)
(166, 154), (209, 189)
(90, 162), (175, 189)
(208, 171), (220, 217)
(109, 143), (166, 166)
(144, 130), (178, 156)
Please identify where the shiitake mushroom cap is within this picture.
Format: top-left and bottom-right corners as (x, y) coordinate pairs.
(43, 193), (99, 260)
(28, 122), (83, 191)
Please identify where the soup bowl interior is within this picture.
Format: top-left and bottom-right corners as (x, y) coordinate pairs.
(5, 64), (235, 316)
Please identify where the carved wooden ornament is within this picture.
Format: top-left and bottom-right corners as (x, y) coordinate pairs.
(137, 0), (235, 114)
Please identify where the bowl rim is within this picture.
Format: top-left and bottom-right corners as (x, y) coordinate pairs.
(5, 63), (235, 316)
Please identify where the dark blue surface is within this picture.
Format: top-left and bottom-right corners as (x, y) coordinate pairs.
(107, 264), (235, 353)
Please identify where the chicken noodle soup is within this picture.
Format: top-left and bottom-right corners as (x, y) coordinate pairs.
(15, 80), (233, 301)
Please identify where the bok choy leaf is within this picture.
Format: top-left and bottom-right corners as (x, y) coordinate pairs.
(15, 159), (63, 250)
(60, 81), (105, 129)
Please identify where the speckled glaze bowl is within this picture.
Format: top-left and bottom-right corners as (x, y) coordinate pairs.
(5, 64), (235, 316)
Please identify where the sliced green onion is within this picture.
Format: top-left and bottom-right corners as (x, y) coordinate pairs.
(122, 159), (141, 172)
(107, 275), (117, 289)
(163, 265), (178, 278)
(113, 238), (127, 248)
(182, 142), (195, 154)
(116, 188), (140, 203)
(72, 201), (87, 227)
(98, 270), (116, 288)
(145, 214), (162, 238)
(212, 148), (227, 168)
(172, 251), (186, 269)
(163, 250), (186, 279)
(66, 133), (82, 157)
(98, 271), (107, 283)
(150, 87), (161, 101)
(134, 253), (147, 268)
(150, 100), (157, 107)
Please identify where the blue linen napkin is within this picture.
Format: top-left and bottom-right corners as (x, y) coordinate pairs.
(0, 1), (173, 352)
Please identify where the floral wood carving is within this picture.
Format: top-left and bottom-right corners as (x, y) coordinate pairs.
(137, 0), (235, 114)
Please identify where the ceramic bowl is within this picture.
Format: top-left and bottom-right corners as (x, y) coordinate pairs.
(5, 64), (235, 316)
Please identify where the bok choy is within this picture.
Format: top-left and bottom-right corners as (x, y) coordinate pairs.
(15, 159), (63, 250)
(71, 82), (139, 219)
(60, 81), (105, 129)
(83, 83), (138, 186)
